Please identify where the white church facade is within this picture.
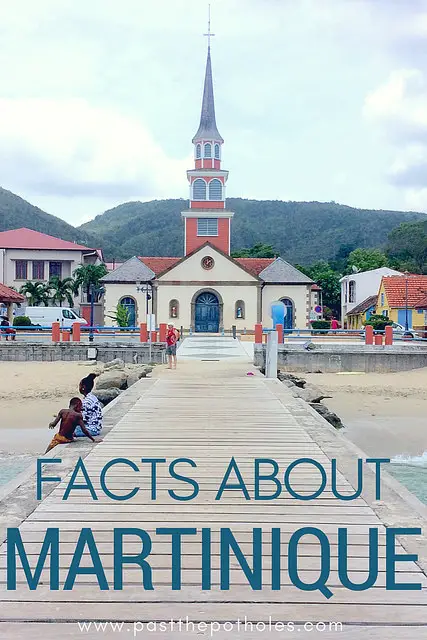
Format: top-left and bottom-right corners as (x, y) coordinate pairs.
(102, 44), (315, 332)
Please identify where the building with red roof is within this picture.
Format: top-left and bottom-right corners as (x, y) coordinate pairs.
(377, 275), (427, 330)
(101, 43), (313, 331)
(0, 228), (100, 297)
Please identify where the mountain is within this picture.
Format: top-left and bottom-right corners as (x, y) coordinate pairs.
(80, 198), (426, 264)
(0, 186), (94, 246)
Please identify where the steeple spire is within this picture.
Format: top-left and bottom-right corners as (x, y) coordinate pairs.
(192, 7), (223, 143)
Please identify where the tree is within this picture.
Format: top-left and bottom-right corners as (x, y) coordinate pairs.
(387, 220), (427, 273)
(107, 303), (130, 327)
(19, 281), (50, 306)
(73, 264), (108, 301)
(232, 243), (276, 258)
(364, 314), (392, 331)
(345, 248), (389, 274)
(49, 276), (75, 307)
(303, 261), (341, 315)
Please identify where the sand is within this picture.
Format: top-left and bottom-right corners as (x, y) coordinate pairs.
(1, 360), (426, 460)
(0, 361), (97, 454)
(304, 368), (427, 458)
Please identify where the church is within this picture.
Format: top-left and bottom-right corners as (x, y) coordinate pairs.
(101, 44), (316, 333)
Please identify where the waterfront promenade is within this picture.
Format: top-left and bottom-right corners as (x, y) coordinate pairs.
(0, 337), (426, 638)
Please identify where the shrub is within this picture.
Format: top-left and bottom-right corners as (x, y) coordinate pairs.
(310, 320), (330, 335)
(364, 314), (392, 332)
(13, 315), (32, 327)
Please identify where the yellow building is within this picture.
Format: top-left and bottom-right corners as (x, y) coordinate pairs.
(376, 275), (427, 329)
(346, 295), (377, 330)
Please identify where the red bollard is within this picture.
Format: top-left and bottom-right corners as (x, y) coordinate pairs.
(140, 323), (148, 342)
(52, 322), (60, 342)
(365, 324), (374, 345)
(150, 330), (157, 343)
(62, 330), (70, 342)
(276, 323), (284, 344)
(385, 325), (393, 345)
(255, 323), (263, 344)
(159, 323), (167, 342)
(72, 322), (81, 342)
(374, 334), (383, 346)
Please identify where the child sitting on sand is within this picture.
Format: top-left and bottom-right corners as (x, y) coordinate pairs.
(45, 397), (102, 453)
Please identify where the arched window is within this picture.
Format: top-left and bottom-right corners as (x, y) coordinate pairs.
(204, 143), (212, 158)
(235, 300), (245, 319)
(209, 179), (222, 200)
(119, 296), (136, 327)
(280, 298), (294, 331)
(349, 280), (356, 303)
(214, 144), (220, 159)
(195, 144), (201, 159)
(169, 299), (179, 319)
(192, 178), (206, 200)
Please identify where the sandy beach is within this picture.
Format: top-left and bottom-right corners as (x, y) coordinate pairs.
(1, 360), (426, 461)
(304, 368), (427, 459)
(0, 361), (97, 455)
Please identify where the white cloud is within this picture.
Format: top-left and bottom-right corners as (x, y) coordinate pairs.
(363, 68), (427, 210)
(0, 98), (190, 198)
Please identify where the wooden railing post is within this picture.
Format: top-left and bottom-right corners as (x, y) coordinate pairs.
(140, 323), (148, 342)
(52, 322), (60, 342)
(72, 322), (81, 342)
(276, 323), (283, 344)
(255, 323), (263, 344)
(385, 325), (393, 345)
(365, 325), (374, 345)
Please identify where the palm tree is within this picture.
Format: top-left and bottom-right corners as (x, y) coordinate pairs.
(19, 281), (50, 306)
(49, 276), (75, 307)
(73, 264), (108, 302)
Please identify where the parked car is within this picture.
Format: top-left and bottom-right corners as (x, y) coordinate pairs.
(23, 307), (88, 328)
(361, 322), (419, 339)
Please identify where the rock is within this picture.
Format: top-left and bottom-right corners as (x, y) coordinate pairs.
(103, 358), (125, 371)
(93, 387), (121, 406)
(278, 372), (306, 388)
(296, 383), (332, 404)
(95, 370), (128, 390)
(126, 372), (140, 388)
(310, 403), (344, 429)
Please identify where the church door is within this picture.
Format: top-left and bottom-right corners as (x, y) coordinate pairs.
(281, 298), (294, 331)
(195, 292), (220, 333)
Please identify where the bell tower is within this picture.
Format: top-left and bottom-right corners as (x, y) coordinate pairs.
(181, 14), (233, 255)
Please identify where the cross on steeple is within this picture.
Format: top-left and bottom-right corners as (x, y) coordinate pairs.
(203, 4), (215, 48)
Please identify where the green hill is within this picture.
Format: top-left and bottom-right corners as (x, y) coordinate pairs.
(80, 198), (426, 264)
(0, 186), (94, 246)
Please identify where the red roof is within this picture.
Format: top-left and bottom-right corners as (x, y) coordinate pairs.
(0, 228), (93, 251)
(311, 283), (322, 291)
(139, 257), (180, 275)
(0, 283), (25, 303)
(382, 275), (427, 307)
(138, 255), (275, 277)
(235, 258), (275, 276)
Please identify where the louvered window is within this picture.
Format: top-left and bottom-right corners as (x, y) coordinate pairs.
(193, 179), (206, 200)
(214, 144), (220, 159)
(196, 144), (201, 159)
(197, 218), (218, 236)
(209, 179), (222, 200)
(204, 143), (212, 158)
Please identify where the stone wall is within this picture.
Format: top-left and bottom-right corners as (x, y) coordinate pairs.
(0, 342), (166, 364)
(254, 343), (427, 373)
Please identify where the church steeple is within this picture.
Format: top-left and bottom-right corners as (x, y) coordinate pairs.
(181, 11), (234, 256)
(192, 47), (224, 144)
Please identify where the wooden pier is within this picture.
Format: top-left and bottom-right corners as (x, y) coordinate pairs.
(0, 340), (426, 638)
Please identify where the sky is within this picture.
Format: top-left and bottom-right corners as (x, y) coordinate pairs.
(1, 0), (427, 226)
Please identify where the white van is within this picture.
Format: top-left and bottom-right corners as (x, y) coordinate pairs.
(24, 307), (88, 328)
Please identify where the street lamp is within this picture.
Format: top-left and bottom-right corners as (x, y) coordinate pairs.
(89, 284), (105, 343)
(136, 282), (153, 362)
(404, 271), (409, 333)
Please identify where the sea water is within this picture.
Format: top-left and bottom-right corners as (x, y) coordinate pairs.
(0, 455), (33, 487)
(387, 452), (427, 505)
